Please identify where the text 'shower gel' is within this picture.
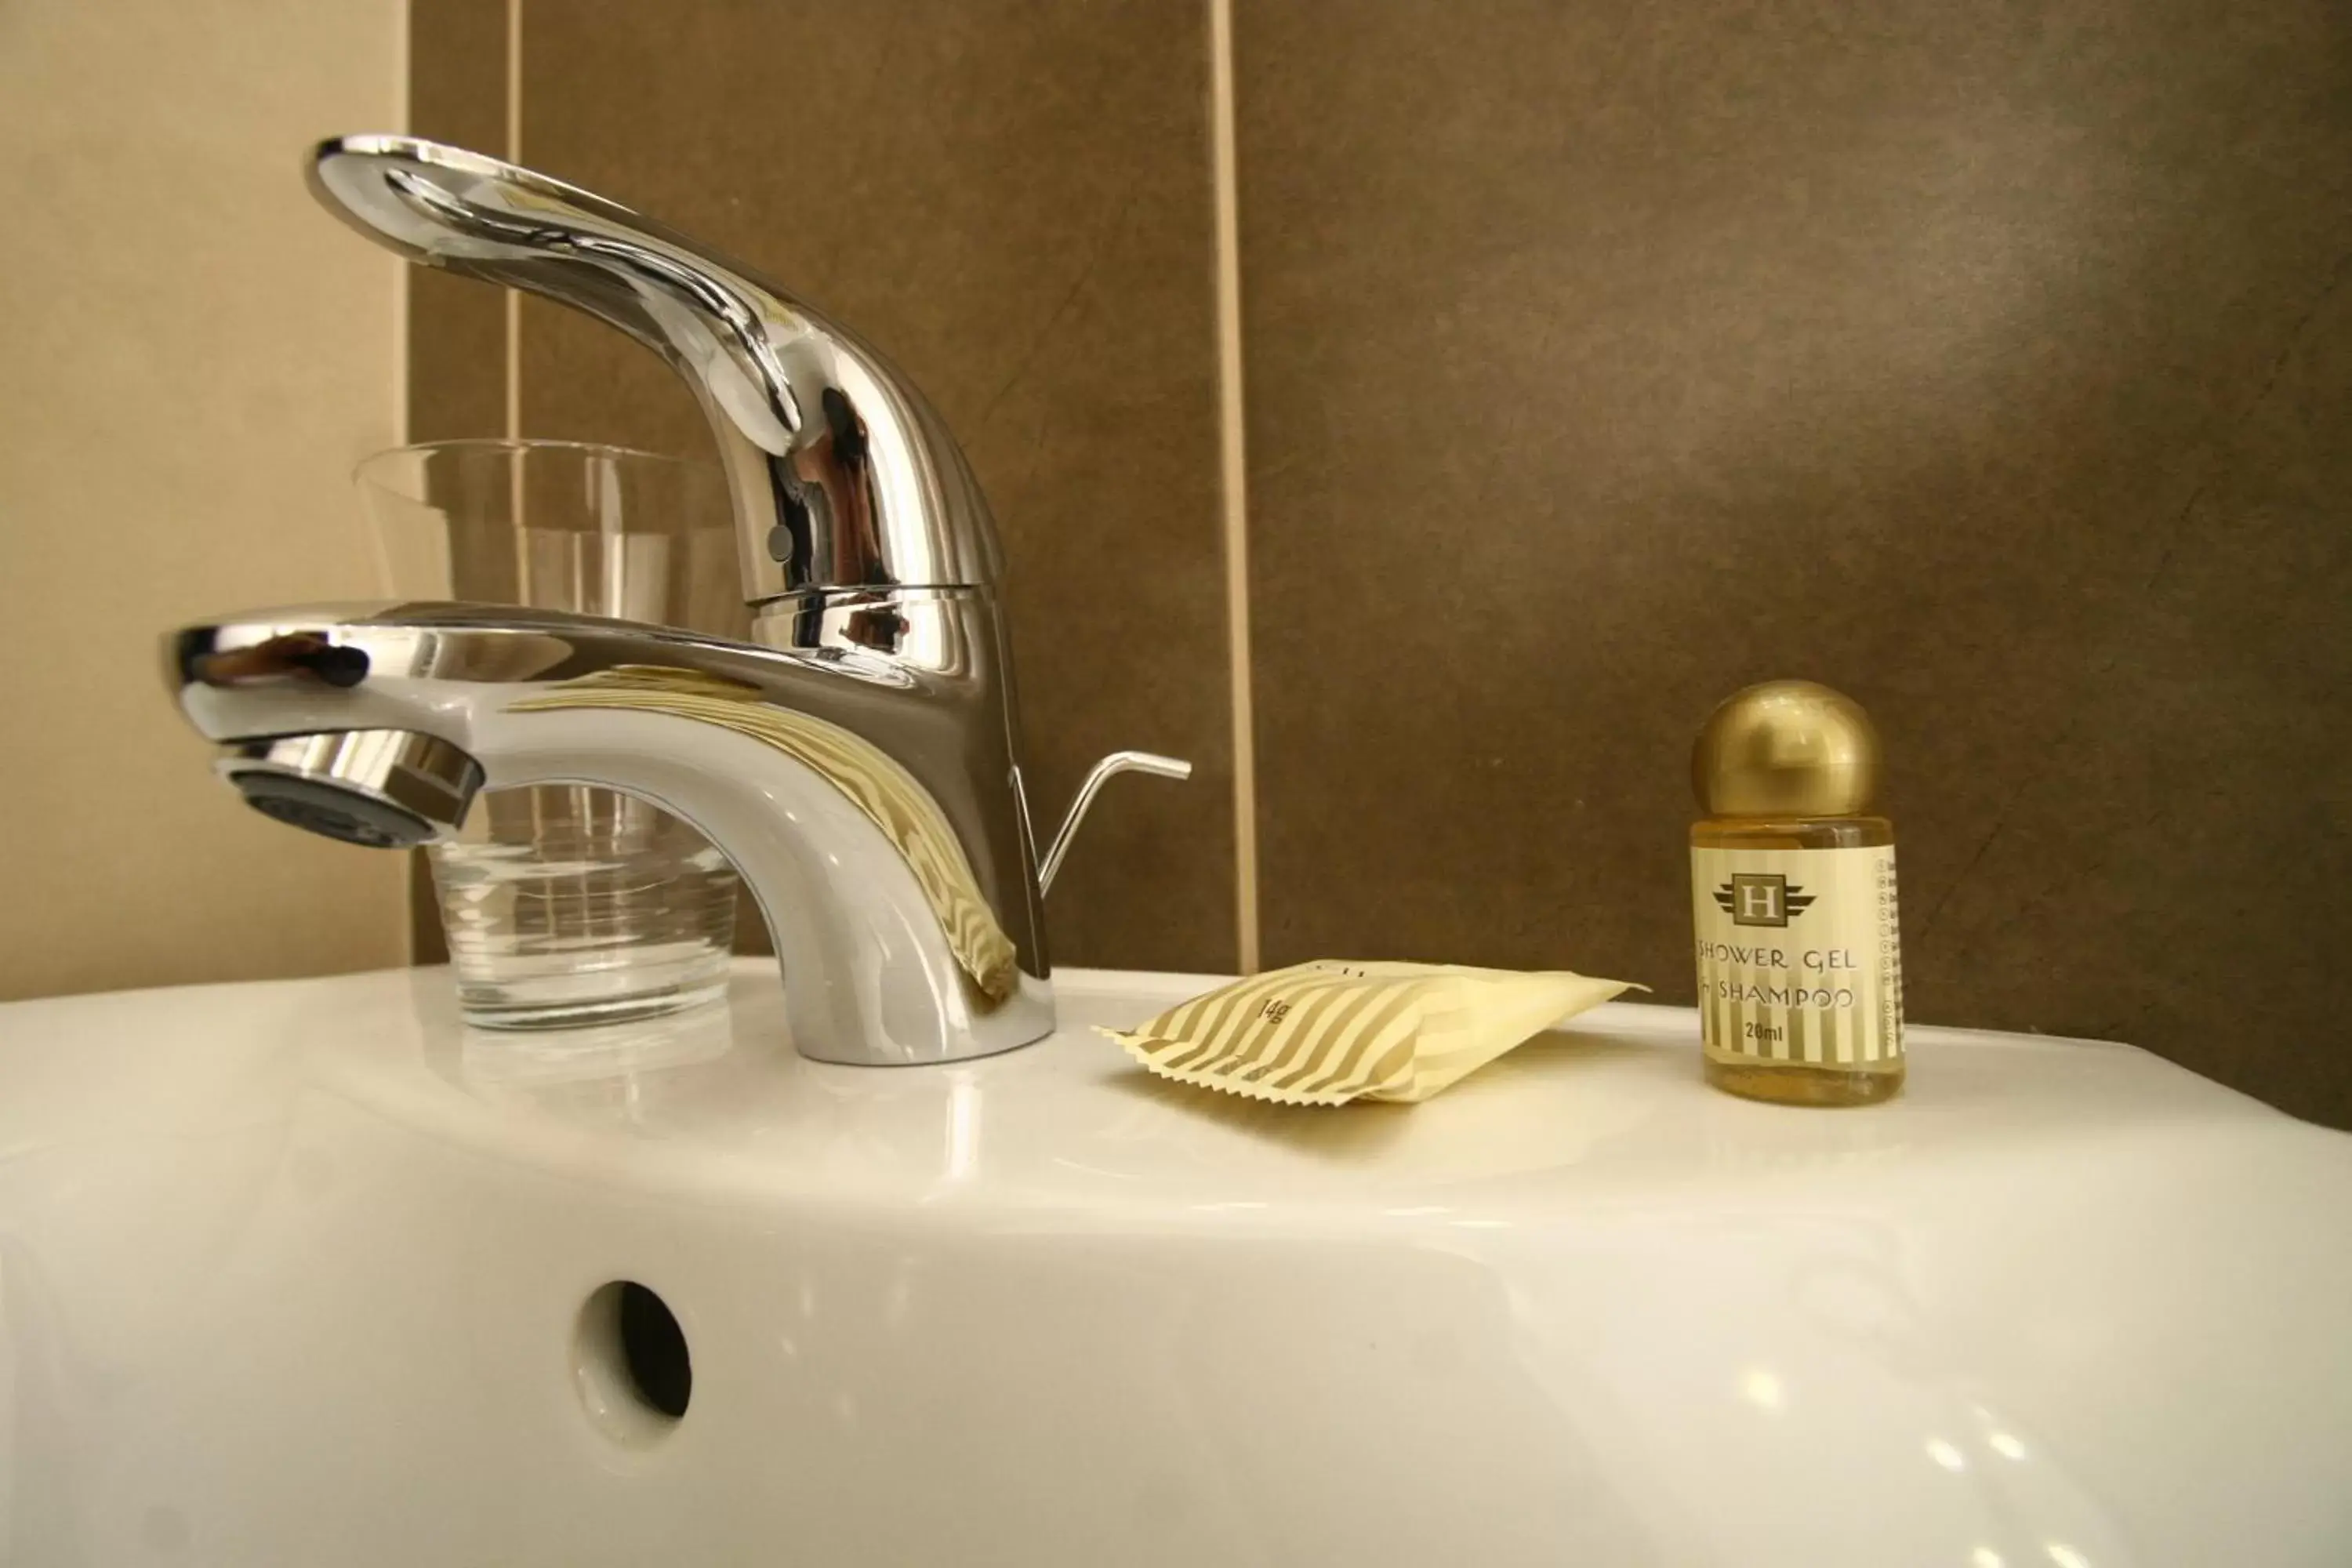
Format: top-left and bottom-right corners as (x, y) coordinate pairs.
(1102, 960), (1639, 1105)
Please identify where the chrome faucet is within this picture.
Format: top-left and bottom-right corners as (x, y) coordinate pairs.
(167, 136), (1187, 1066)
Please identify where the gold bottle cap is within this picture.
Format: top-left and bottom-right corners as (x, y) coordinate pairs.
(1693, 680), (1881, 817)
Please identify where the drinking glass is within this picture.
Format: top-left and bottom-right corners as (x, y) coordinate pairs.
(356, 438), (744, 1029)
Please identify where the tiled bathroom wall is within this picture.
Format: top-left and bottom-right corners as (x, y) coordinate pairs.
(412, 0), (2352, 1126)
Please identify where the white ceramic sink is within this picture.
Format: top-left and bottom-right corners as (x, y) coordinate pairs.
(2, 961), (2347, 1566)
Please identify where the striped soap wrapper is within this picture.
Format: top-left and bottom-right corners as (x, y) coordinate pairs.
(1099, 960), (1641, 1105)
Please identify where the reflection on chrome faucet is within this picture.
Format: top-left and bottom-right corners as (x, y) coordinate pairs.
(510, 666), (1025, 1005)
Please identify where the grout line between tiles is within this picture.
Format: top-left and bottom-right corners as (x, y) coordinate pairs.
(502, 0), (522, 445)
(394, 0), (413, 970)
(390, 0), (410, 453)
(503, 0), (526, 611)
(1209, 0), (1261, 973)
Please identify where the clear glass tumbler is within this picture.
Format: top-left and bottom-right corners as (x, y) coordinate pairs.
(357, 439), (745, 1029)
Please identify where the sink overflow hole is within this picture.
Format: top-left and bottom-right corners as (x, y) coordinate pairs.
(574, 1281), (691, 1442)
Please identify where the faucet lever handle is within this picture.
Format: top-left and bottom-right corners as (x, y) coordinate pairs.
(1040, 751), (1193, 895)
(309, 134), (1007, 602)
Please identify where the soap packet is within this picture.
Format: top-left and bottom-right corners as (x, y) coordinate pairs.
(1101, 960), (1639, 1105)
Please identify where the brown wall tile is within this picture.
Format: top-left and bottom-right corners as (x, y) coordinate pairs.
(506, 0), (1234, 973)
(402, 0), (514, 967)
(1236, 0), (2352, 1122)
(406, 0), (506, 448)
(405, 1), (2348, 1123)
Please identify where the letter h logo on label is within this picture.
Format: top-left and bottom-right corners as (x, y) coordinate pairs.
(1715, 874), (1813, 928)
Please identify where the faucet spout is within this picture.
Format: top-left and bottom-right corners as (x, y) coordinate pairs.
(172, 602), (1053, 1065)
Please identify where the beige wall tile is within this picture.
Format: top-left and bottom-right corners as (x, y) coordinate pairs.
(0, 1), (410, 999)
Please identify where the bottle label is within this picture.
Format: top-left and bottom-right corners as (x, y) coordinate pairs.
(1690, 845), (1903, 1066)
